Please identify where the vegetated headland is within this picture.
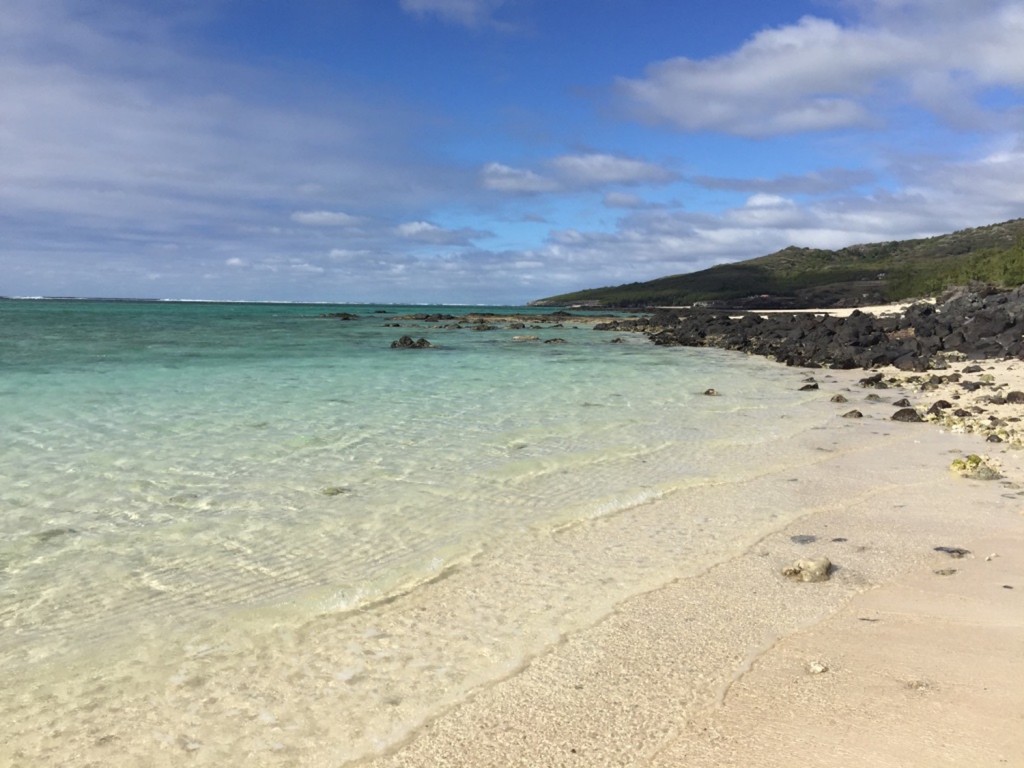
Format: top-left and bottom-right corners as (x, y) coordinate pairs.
(531, 218), (1024, 310)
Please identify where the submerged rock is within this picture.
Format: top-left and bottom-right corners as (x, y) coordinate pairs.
(782, 556), (833, 582)
(391, 336), (433, 349)
(35, 527), (77, 543)
(321, 486), (352, 496)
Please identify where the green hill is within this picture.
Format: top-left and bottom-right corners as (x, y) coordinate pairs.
(532, 218), (1024, 309)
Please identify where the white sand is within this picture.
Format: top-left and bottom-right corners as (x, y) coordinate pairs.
(361, 363), (1024, 768)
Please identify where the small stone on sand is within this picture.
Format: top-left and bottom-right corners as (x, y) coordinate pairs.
(781, 556), (833, 582)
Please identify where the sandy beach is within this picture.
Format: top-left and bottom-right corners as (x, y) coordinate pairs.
(361, 360), (1024, 768)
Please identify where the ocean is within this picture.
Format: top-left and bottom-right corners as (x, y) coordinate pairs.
(1, 299), (835, 765)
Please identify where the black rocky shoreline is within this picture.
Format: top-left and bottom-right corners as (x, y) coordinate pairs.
(593, 285), (1024, 371)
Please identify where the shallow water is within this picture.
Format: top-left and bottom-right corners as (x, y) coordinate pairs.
(0, 299), (833, 765)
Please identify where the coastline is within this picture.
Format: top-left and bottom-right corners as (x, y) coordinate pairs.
(361, 361), (1024, 767)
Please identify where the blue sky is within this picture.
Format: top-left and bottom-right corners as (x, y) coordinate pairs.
(3, 0), (1023, 304)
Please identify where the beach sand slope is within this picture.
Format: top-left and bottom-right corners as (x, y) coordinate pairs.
(365, 367), (1024, 768)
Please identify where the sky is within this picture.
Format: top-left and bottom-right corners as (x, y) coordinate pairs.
(2, 0), (1024, 304)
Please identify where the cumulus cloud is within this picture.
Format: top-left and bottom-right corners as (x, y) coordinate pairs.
(509, 141), (1024, 299)
(399, 0), (506, 28)
(616, 2), (1024, 136)
(482, 152), (675, 195)
(290, 210), (363, 227)
(481, 162), (559, 194)
(394, 220), (493, 245)
(550, 153), (676, 186)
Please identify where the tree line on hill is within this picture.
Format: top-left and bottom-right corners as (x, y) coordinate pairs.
(532, 218), (1024, 310)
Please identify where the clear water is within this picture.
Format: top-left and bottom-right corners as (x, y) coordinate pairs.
(0, 299), (833, 766)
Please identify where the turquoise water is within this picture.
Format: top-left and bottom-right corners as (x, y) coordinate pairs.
(0, 299), (832, 765)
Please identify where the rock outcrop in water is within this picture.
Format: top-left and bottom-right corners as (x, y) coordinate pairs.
(594, 285), (1024, 370)
(390, 335), (434, 349)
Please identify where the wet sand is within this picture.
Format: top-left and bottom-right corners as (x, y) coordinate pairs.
(361, 362), (1024, 768)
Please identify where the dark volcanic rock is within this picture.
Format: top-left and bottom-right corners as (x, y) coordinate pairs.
(391, 336), (433, 349)
(891, 407), (924, 422)
(621, 285), (1024, 370)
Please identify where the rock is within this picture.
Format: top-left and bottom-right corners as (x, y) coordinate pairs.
(865, 393), (883, 402)
(831, 394), (848, 403)
(949, 454), (1002, 479)
(790, 534), (817, 544)
(320, 312), (360, 320)
(782, 556), (833, 582)
(35, 527), (78, 542)
(511, 335), (540, 342)
(842, 409), (863, 418)
(1006, 391), (1024, 404)
(893, 397), (912, 407)
(391, 336), (433, 349)
(544, 338), (568, 344)
(799, 382), (819, 391)
(891, 407), (923, 422)
(807, 660), (830, 674)
(933, 568), (958, 576)
(703, 388), (719, 396)
(321, 486), (351, 496)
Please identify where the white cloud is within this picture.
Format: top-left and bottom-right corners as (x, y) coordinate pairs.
(616, 2), (1024, 136)
(399, 0), (506, 28)
(481, 162), (559, 194)
(394, 220), (493, 245)
(550, 153), (676, 186)
(290, 210), (363, 227)
(482, 153), (675, 195)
